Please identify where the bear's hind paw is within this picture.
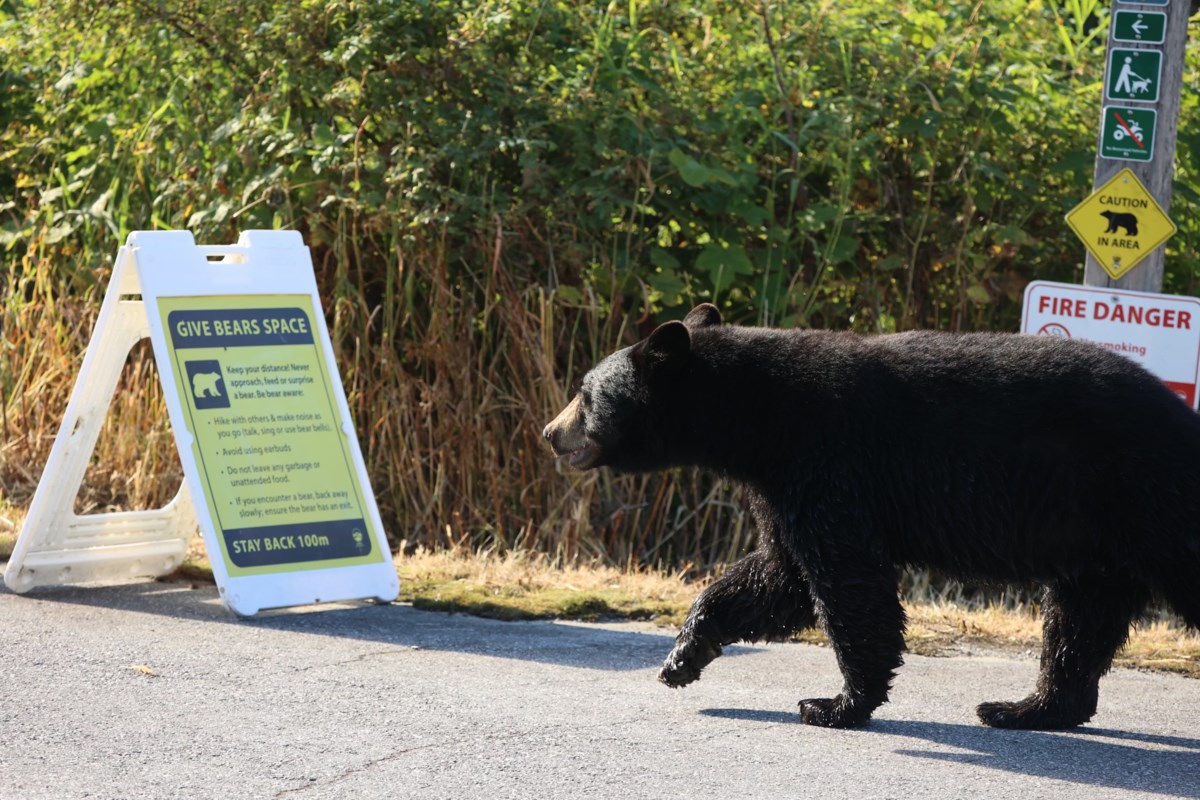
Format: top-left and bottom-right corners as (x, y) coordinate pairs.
(976, 697), (1094, 730)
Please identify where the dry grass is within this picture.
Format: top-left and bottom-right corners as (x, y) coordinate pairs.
(396, 547), (696, 625)
(904, 602), (1043, 657)
(1, 266), (183, 518)
(1115, 622), (1200, 677)
(0, 249), (752, 571)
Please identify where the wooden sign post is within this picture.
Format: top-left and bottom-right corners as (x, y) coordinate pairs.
(1080, 0), (1190, 291)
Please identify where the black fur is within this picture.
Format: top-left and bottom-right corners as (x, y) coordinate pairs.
(544, 304), (1200, 729)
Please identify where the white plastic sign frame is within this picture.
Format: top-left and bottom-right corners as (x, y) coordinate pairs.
(4, 246), (197, 594)
(5, 230), (399, 615)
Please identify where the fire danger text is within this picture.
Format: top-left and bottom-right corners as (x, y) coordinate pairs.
(1037, 295), (1192, 329)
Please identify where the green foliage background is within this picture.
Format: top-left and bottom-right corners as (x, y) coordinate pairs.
(3, 0), (1200, 569)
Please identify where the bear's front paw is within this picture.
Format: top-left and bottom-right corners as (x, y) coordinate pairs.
(797, 696), (872, 729)
(658, 638), (722, 688)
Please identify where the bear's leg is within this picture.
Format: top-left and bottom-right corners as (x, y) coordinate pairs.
(659, 547), (816, 688)
(1160, 581), (1200, 630)
(977, 577), (1147, 730)
(797, 562), (906, 729)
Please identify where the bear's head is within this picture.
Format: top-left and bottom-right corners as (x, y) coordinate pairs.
(543, 303), (722, 472)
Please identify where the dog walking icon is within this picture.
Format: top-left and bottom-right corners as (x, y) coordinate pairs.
(1113, 56), (1147, 95)
(1107, 49), (1161, 103)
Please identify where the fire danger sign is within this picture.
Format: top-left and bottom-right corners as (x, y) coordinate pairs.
(1022, 280), (1200, 409)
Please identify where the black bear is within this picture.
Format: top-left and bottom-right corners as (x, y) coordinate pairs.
(543, 303), (1200, 729)
(1101, 210), (1139, 236)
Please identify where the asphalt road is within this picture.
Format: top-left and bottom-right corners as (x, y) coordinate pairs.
(1, 579), (1198, 800)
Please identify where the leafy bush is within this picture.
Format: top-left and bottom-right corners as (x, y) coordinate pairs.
(3, 0), (1198, 570)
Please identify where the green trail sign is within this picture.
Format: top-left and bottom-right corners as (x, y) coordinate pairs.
(1101, 106), (1157, 162)
(1113, 11), (1166, 44)
(1106, 48), (1163, 103)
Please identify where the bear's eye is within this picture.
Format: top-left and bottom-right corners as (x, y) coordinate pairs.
(580, 388), (593, 408)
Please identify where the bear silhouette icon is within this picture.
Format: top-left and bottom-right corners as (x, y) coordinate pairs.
(1101, 210), (1138, 236)
(191, 371), (223, 399)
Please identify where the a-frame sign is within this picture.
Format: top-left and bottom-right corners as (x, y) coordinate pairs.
(4, 230), (399, 615)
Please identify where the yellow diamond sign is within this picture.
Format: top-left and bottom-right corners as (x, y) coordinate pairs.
(1065, 168), (1176, 280)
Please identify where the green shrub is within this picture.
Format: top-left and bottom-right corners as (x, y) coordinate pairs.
(3, 0), (1198, 570)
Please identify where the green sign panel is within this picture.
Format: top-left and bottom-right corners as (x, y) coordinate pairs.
(158, 294), (385, 577)
(1100, 106), (1157, 162)
(1113, 11), (1166, 44)
(1106, 48), (1163, 103)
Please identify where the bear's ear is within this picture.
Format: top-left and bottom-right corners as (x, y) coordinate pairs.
(683, 303), (721, 329)
(635, 319), (690, 371)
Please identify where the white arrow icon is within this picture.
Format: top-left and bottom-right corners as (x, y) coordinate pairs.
(1131, 17), (1148, 36)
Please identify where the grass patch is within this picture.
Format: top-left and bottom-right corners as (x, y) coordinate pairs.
(0, 502), (19, 559)
(902, 598), (1200, 678)
(397, 550), (693, 626)
(904, 602), (1042, 658)
(1113, 623), (1200, 678)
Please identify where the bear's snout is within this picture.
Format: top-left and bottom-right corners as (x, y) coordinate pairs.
(543, 395), (601, 469)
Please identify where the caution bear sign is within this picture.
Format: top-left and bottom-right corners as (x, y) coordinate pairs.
(1065, 168), (1176, 280)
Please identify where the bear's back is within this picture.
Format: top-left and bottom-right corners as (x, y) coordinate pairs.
(688, 325), (1200, 556)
